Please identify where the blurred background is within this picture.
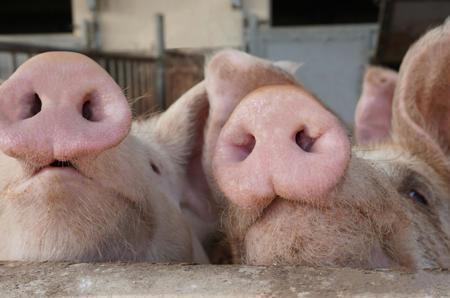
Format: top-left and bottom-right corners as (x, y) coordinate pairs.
(0, 0), (449, 125)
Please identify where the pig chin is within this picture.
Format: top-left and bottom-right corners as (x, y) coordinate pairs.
(227, 199), (393, 268)
(21, 170), (110, 203)
(0, 165), (154, 261)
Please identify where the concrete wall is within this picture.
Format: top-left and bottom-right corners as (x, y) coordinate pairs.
(73, 0), (270, 54)
(243, 0), (270, 21)
(0, 1), (269, 53)
(2, 262), (450, 297)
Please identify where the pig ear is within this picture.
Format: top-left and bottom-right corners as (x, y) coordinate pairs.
(151, 82), (216, 221)
(354, 66), (398, 145)
(205, 50), (298, 129)
(272, 60), (302, 76)
(203, 50), (298, 167)
(391, 24), (450, 170)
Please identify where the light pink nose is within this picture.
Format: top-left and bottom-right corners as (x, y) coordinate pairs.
(0, 52), (131, 165)
(212, 85), (351, 209)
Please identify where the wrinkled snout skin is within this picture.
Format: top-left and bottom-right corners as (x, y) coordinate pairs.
(0, 52), (209, 263)
(203, 23), (450, 270)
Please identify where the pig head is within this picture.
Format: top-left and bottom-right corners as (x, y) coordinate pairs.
(0, 52), (213, 263)
(202, 23), (450, 269)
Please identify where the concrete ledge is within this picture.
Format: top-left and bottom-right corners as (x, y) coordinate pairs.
(1, 262), (450, 297)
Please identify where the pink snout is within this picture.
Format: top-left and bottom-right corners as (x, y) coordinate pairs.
(0, 52), (131, 165)
(212, 85), (351, 209)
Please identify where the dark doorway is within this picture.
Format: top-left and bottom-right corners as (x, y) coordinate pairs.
(271, 0), (379, 26)
(0, 0), (72, 34)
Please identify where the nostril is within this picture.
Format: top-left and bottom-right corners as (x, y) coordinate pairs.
(230, 134), (256, 162)
(82, 100), (94, 121)
(295, 130), (315, 152)
(22, 93), (42, 119)
(81, 92), (104, 122)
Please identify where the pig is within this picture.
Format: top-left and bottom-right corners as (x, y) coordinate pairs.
(0, 52), (213, 263)
(354, 66), (398, 145)
(200, 22), (450, 269)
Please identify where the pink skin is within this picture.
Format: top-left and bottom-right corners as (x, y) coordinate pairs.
(205, 25), (450, 268)
(203, 50), (402, 267)
(0, 52), (210, 262)
(354, 66), (398, 145)
(0, 52), (131, 166)
(213, 85), (350, 210)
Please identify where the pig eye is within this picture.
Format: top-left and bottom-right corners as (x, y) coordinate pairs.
(150, 161), (160, 175)
(408, 189), (428, 206)
(400, 172), (431, 207)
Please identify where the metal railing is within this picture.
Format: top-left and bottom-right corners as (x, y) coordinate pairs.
(0, 42), (204, 116)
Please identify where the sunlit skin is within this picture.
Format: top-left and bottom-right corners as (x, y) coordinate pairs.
(0, 52), (210, 263)
(201, 22), (450, 269)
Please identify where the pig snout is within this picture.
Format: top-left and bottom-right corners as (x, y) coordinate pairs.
(0, 52), (131, 165)
(212, 85), (351, 209)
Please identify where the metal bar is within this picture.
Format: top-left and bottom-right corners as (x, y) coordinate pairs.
(0, 41), (159, 63)
(106, 58), (113, 77)
(115, 59), (121, 88)
(144, 62), (153, 112)
(128, 60), (133, 100)
(154, 13), (166, 110)
(122, 60), (128, 96)
(131, 61), (137, 101)
(135, 62), (142, 102)
(11, 52), (18, 71)
(0, 40), (201, 114)
(247, 14), (260, 55)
